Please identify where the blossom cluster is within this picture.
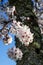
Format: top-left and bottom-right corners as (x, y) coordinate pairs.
(1, 27), (9, 36)
(7, 6), (15, 17)
(3, 34), (12, 45)
(0, 5), (34, 61)
(7, 47), (23, 60)
(10, 20), (34, 46)
(0, 5), (34, 46)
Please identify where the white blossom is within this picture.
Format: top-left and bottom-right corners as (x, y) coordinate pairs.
(7, 6), (15, 16)
(3, 35), (12, 45)
(7, 47), (23, 60)
(26, 17), (30, 20)
(10, 26), (17, 34)
(12, 6), (15, 16)
(10, 20), (34, 46)
(2, 27), (9, 36)
(7, 7), (12, 15)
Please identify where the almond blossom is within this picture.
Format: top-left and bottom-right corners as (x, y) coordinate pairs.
(10, 20), (34, 46)
(7, 47), (23, 60)
(7, 6), (15, 16)
(2, 27), (9, 36)
(3, 35), (12, 45)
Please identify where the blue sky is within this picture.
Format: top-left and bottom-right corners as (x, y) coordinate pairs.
(0, 0), (8, 5)
(0, 34), (16, 65)
(0, 0), (16, 65)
